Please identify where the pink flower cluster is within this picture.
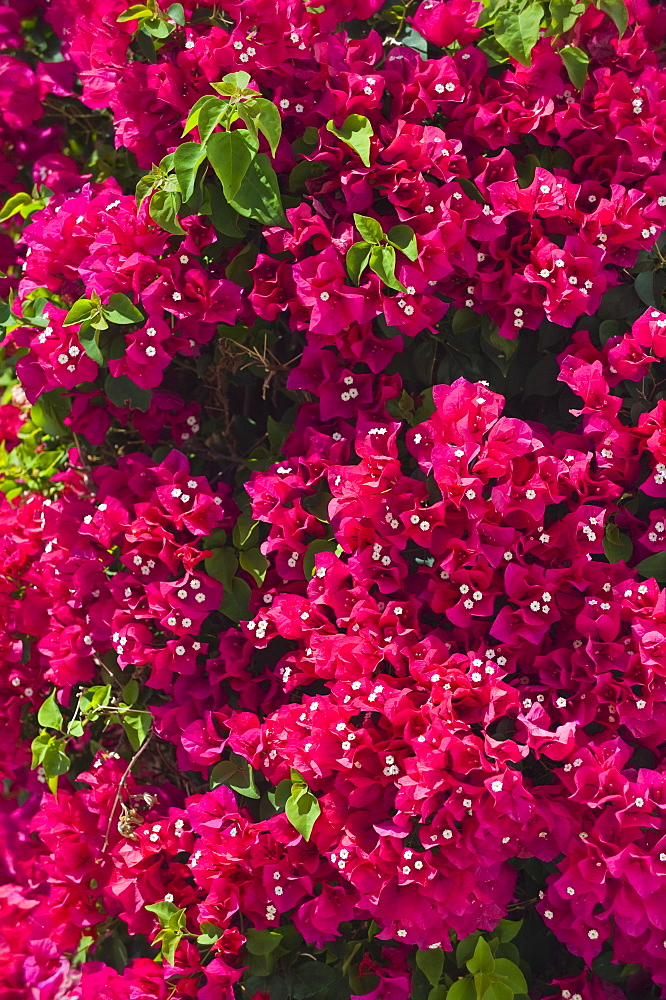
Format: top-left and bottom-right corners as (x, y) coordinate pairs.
(4, 0), (666, 998)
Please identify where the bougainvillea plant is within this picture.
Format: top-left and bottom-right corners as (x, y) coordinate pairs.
(5, 0), (666, 998)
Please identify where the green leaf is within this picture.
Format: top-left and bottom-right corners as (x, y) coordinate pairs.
(598, 319), (620, 346)
(211, 71), (254, 96)
(446, 979), (477, 1000)
(549, 0), (588, 33)
(285, 785), (321, 841)
(466, 938), (495, 976)
(494, 2), (544, 66)
(326, 114), (373, 167)
(493, 959), (527, 994)
(116, 4), (152, 22)
(207, 129), (259, 202)
(42, 737), (70, 779)
(76, 325), (104, 365)
(242, 98), (282, 157)
(205, 547), (238, 589)
(37, 690), (64, 731)
(122, 679), (140, 706)
(603, 523), (633, 563)
(353, 213), (384, 244)
(63, 298), (96, 327)
(149, 189), (184, 235)
(388, 224), (418, 261)
(496, 919), (523, 944)
(210, 752), (260, 798)
(303, 538), (337, 579)
(227, 152), (286, 226)
(0, 191), (34, 222)
(31, 731), (51, 768)
(173, 142), (207, 202)
(197, 99), (228, 145)
(146, 900), (180, 926)
(183, 95), (219, 136)
(559, 44), (589, 90)
(220, 575), (252, 622)
(104, 373), (152, 412)
(369, 244), (406, 292)
(104, 292), (144, 325)
(142, 16), (171, 37)
(636, 553), (666, 583)
(635, 271), (655, 306)
(239, 547), (268, 586)
(416, 948), (445, 988)
(167, 2), (185, 24)
(31, 389), (72, 437)
(482, 982), (513, 1000)
(155, 927), (182, 966)
(594, 0), (627, 35)
(288, 158), (328, 195)
(246, 929), (283, 956)
(122, 710), (151, 751)
(197, 922), (223, 946)
(346, 241), (372, 285)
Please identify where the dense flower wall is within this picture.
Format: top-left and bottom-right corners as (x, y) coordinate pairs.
(4, 0), (666, 998)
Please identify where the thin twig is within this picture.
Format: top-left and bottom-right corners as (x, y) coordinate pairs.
(101, 732), (154, 854)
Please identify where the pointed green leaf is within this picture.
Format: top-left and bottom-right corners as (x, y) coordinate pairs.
(104, 292), (144, 325)
(204, 547), (238, 588)
(636, 553), (666, 583)
(104, 373), (152, 411)
(42, 737), (70, 779)
(388, 224), (418, 260)
(246, 929), (283, 956)
(117, 4), (152, 22)
(63, 298), (96, 327)
(122, 679), (140, 706)
(31, 731), (52, 768)
(0, 192), (33, 222)
(326, 114), (373, 167)
(37, 690), (64, 731)
(220, 575), (252, 622)
(560, 45), (589, 90)
(369, 244), (405, 292)
(285, 786), (321, 841)
(493, 959), (528, 994)
(167, 2), (185, 24)
(482, 982), (513, 1000)
(121, 709), (151, 751)
(446, 978), (477, 1000)
(207, 129), (259, 201)
(183, 95), (220, 137)
(494, 2), (544, 66)
(211, 71), (253, 96)
(174, 141), (207, 201)
(241, 98), (282, 156)
(149, 189), (184, 235)
(211, 751), (260, 798)
(353, 213), (384, 244)
(594, 0), (628, 35)
(603, 523), (633, 563)
(496, 919), (523, 944)
(346, 241), (372, 285)
(416, 948), (445, 988)
(142, 16), (171, 38)
(146, 900), (180, 926)
(239, 547), (268, 586)
(78, 324), (104, 365)
(227, 152), (286, 226)
(466, 937), (494, 975)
